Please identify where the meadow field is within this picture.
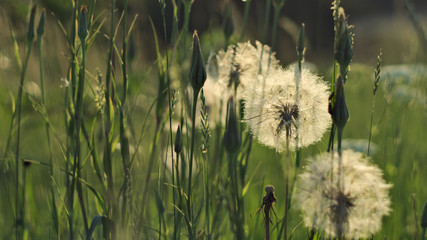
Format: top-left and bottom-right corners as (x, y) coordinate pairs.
(0, 0), (426, 239)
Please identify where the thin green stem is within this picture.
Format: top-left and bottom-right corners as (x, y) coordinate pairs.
(367, 101), (375, 156)
(187, 89), (199, 239)
(262, 0), (271, 43)
(139, 122), (161, 230)
(15, 40), (33, 240)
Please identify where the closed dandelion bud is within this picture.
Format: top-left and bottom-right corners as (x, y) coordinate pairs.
(174, 125), (183, 154)
(421, 202), (427, 228)
(27, 5), (37, 42)
(222, 5), (234, 40)
(189, 31), (207, 93)
(332, 75), (349, 129)
(223, 97), (241, 153)
(335, 9), (353, 76)
(37, 9), (46, 37)
(78, 6), (88, 41)
(297, 23), (305, 65)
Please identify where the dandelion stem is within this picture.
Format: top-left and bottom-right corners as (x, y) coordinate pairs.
(187, 89), (199, 239)
(239, 0), (252, 41)
(283, 176), (289, 240)
(262, 0), (271, 43)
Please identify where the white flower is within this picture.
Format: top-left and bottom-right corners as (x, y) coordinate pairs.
(243, 64), (330, 151)
(295, 150), (392, 239)
(211, 41), (279, 100)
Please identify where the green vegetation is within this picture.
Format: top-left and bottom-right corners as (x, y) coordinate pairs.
(0, 0), (426, 239)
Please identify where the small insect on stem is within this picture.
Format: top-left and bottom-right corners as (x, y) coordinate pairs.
(255, 185), (278, 240)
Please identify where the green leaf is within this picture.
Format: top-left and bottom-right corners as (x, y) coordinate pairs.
(9, 24), (22, 70)
(242, 161), (262, 197)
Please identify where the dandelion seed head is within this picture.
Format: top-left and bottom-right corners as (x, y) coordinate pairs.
(213, 41), (279, 100)
(295, 150), (392, 239)
(243, 65), (330, 151)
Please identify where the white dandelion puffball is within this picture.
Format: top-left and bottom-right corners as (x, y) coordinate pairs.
(295, 150), (392, 239)
(243, 64), (330, 151)
(210, 41), (279, 100)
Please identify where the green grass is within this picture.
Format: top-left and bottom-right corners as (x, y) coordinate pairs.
(0, 0), (426, 239)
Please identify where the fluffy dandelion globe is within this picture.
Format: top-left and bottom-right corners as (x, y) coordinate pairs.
(243, 64), (330, 151)
(294, 150), (392, 239)
(209, 41), (279, 100)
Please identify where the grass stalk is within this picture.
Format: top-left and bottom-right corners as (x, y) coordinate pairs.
(73, 6), (91, 234)
(139, 122), (161, 232)
(119, 0), (132, 228)
(104, 1), (115, 219)
(14, 5), (36, 236)
(200, 89), (211, 238)
(74, 33), (89, 236)
(173, 149), (183, 240)
(15, 39), (33, 240)
(37, 10), (59, 237)
(67, 2), (79, 237)
(368, 50), (382, 156)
